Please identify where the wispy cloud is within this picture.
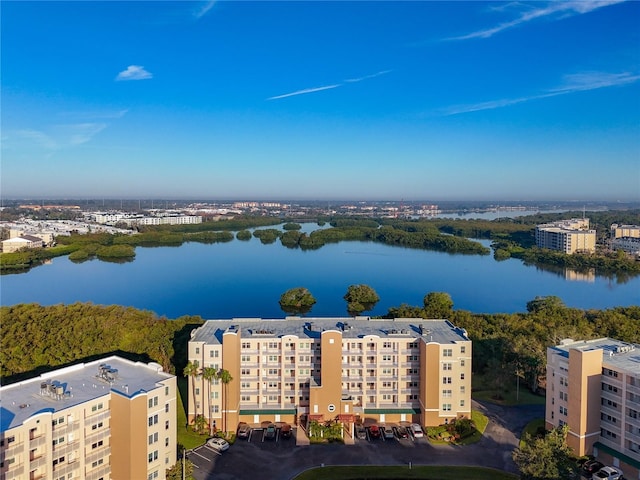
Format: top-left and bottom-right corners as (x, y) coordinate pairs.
(267, 84), (342, 101)
(447, 0), (626, 41)
(116, 65), (153, 81)
(195, 1), (217, 19)
(442, 71), (640, 115)
(267, 70), (391, 101)
(344, 70), (392, 83)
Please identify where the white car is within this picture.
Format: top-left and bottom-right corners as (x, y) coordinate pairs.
(593, 466), (623, 480)
(410, 423), (424, 438)
(207, 437), (230, 452)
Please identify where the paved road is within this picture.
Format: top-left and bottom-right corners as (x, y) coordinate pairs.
(190, 401), (545, 480)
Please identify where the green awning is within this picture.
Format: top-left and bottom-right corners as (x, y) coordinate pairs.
(364, 408), (420, 414)
(239, 409), (296, 415)
(594, 442), (640, 469)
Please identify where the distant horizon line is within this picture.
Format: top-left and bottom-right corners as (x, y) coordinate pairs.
(1, 196), (638, 206)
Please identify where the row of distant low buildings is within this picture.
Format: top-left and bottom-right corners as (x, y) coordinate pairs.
(1, 317), (638, 480)
(535, 219), (640, 255)
(86, 212), (202, 227)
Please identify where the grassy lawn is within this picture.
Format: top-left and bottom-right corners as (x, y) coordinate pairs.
(176, 377), (209, 450)
(293, 465), (518, 480)
(426, 410), (489, 445)
(472, 373), (545, 406)
(519, 418), (546, 448)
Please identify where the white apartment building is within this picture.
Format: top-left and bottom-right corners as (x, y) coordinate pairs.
(0, 356), (177, 480)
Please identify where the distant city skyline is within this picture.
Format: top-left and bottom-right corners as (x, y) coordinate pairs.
(2, 1), (639, 201)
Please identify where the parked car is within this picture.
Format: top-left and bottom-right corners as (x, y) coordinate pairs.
(582, 460), (605, 475)
(237, 423), (251, 439)
(355, 424), (367, 440)
(264, 423), (277, 440)
(592, 466), (623, 480)
(410, 423), (424, 438)
(395, 426), (409, 439)
(280, 423), (292, 438)
(383, 426), (395, 440)
(369, 424), (381, 438)
(207, 437), (229, 452)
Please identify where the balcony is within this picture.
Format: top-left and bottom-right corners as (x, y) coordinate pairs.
(627, 382), (640, 396)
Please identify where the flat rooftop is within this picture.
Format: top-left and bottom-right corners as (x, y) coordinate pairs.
(1, 356), (173, 432)
(550, 338), (640, 374)
(190, 317), (469, 345)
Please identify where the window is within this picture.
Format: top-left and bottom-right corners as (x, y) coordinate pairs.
(443, 377), (452, 384)
(165, 403), (170, 413)
(53, 436), (65, 446)
(460, 399), (465, 407)
(460, 346), (466, 354)
(148, 471), (159, 480)
(52, 416), (65, 426)
(195, 347), (200, 354)
(53, 456), (65, 466)
(92, 421), (103, 430)
(241, 395), (251, 402)
(443, 404), (452, 411)
(443, 363), (452, 371)
(443, 349), (453, 357)
(210, 350), (219, 358)
(91, 402), (104, 412)
(241, 368), (250, 375)
(268, 355), (278, 362)
(382, 355), (392, 361)
(460, 373), (465, 380)
(195, 388), (200, 395)
(148, 396), (158, 408)
(460, 359), (465, 367)
(165, 386), (169, 395)
(443, 389), (452, 397)
(241, 355), (250, 362)
(212, 405), (219, 413)
(382, 381), (392, 388)
(91, 458), (104, 468)
(242, 342), (251, 349)
(383, 342), (392, 349)
(268, 369), (279, 375)
(92, 440), (104, 449)
(165, 420), (170, 430)
(460, 386), (466, 394)
(382, 394), (392, 401)
(148, 432), (158, 445)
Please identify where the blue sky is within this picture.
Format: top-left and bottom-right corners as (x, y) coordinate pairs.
(2, 1), (639, 201)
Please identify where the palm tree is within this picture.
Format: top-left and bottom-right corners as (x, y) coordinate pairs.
(183, 360), (200, 425)
(218, 369), (233, 434)
(201, 366), (218, 436)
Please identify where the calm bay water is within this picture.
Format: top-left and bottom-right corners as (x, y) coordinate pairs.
(2, 232), (638, 318)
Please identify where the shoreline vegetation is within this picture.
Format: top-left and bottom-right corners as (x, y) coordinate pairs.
(1, 211), (639, 276)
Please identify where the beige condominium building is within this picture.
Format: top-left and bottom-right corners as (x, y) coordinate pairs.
(535, 218), (596, 254)
(0, 356), (177, 480)
(611, 224), (640, 239)
(187, 317), (471, 434)
(546, 339), (640, 478)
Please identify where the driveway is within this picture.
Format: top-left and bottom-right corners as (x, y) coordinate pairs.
(190, 401), (545, 480)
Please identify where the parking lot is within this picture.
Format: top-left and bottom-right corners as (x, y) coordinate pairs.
(188, 402), (545, 480)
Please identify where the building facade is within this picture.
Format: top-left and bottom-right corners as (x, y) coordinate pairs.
(535, 218), (596, 254)
(611, 224), (640, 239)
(546, 339), (640, 478)
(1, 235), (44, 253)
(187, 317), (471, 433)
(0, 356), (177, 480)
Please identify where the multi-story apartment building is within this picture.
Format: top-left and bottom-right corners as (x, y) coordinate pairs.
(0, 356), (177, 480)
(187, 317), (471, 434)
(535, 218), (596, 254)
(611, 224), (640, 239)
(546, 339), (640, 478)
